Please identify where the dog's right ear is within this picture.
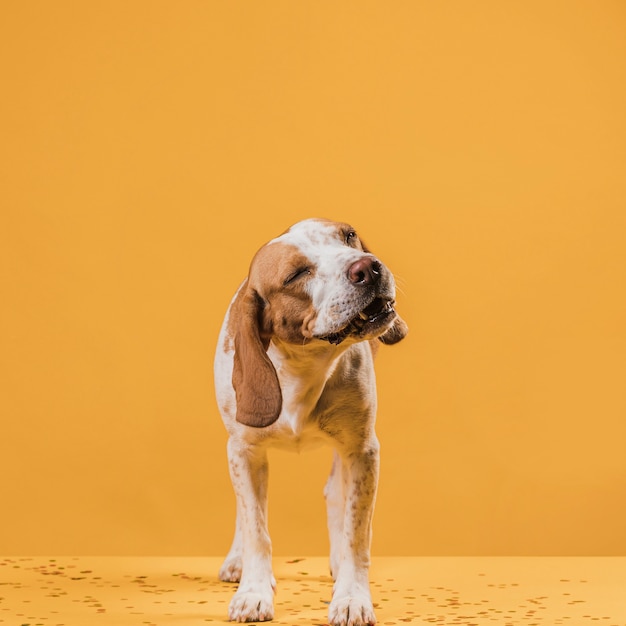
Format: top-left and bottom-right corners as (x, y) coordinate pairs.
(231, 285), (282, 428)
(378, 314), (409, 345)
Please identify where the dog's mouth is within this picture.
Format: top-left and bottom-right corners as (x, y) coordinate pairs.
(319, 297), (396, 345)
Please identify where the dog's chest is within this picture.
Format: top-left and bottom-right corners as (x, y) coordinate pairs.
(265, 420), (329, 452)
(270, 373), (330, 448)
(264, 345), (341, 448)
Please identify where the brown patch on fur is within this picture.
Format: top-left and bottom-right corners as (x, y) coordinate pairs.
(228, 242), (319, 427)
(249, 242), (318, 344)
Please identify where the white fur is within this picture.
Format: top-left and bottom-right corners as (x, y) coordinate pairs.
(214, 219), (404, 626)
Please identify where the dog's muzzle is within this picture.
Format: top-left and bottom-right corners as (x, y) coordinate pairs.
(319, 297), (397, 345)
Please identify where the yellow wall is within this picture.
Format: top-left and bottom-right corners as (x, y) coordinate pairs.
(1, 1), (625, 556)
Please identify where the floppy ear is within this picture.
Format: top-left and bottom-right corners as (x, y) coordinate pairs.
(231, 287), (282, 427)
(378, 314), (409, 345)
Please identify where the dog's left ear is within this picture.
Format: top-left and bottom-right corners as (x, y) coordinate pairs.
(378, 314), (409, 345)
(231, 284), (283, 428)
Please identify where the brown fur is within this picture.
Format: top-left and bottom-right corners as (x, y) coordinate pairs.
(215, 219), (408, 625)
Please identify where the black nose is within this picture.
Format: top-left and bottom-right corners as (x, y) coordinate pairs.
(347, 257), (382, 285)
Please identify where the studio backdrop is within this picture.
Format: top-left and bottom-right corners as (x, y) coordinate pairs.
(1, 1), (625, 556)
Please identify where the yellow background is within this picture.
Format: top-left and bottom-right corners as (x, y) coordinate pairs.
(1, 1), (625, 556)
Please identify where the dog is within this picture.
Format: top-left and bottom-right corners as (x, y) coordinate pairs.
(214, 218), (408, 626)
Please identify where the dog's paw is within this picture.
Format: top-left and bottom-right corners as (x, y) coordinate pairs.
(228, 590), (274, 622)
(329, 592), (376, 626)
(219, 555), (242, 583)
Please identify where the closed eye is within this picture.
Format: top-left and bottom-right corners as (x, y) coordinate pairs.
(283, 267), (311, 286)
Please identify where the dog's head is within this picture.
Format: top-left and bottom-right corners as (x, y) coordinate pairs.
(229, 218), (408, 427)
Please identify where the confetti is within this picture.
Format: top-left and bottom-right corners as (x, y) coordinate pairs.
(0, 556), (624, 625)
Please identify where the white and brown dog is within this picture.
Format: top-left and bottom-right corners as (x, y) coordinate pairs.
(214, 218), (408, 626)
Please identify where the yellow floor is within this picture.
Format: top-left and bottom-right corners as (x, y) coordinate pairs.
(1, 556), (624, 626)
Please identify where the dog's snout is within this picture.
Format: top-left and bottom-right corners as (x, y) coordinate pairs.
(347, 257), (382, 286)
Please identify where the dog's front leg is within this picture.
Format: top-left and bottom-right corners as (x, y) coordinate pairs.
(328, 439), (379, 626)
(219, 504), (243, 582)
(225, 437), (275, 622)
(325, 451), (347, 580)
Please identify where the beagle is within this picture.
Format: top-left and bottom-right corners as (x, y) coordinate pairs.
(214, 218), (408, 625)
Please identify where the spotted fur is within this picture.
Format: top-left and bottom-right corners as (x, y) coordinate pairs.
(214, 218), (408, 625)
